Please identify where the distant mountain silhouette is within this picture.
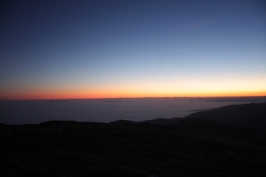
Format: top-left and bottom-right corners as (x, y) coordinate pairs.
(141, 118), (180, 125)
(140, 102), (266, 143)
(184, 102), (266, 133)
(141, 102), (266, 128)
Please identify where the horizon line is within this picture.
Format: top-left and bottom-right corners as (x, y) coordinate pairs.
(1, 95), (266, 101)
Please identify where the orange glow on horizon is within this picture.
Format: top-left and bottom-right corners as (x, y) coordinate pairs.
(1, 75), (266, 100)
(1, 88), (265, 100)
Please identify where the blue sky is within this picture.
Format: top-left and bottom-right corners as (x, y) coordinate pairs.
(1, 0), (266, 99)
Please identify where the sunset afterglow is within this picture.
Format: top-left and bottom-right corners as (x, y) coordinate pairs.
(1, 0), (265, 100)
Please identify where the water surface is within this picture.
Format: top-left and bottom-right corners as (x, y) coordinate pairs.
(1, 97), (265, 124)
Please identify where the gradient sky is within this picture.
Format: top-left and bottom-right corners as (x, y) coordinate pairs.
(1, 0), (266, 100)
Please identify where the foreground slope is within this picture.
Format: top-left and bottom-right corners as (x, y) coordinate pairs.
(1, 102), (266, 176)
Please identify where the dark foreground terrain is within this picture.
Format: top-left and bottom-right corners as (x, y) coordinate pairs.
(1, 103), (266, 177)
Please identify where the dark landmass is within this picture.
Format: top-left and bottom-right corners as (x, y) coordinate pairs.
(1, 103), (266, 176)
(49, 100), (68, 103)
(143, 102), (266, 143)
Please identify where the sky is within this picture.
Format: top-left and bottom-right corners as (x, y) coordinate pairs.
(0, 0), (266, 100)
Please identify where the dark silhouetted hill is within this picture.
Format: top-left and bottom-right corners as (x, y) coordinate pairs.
(141, 102), (266, 143)
(1, 102), (266, 176)
(184, 102), (266, 133)
(141, 117), (180, 125)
